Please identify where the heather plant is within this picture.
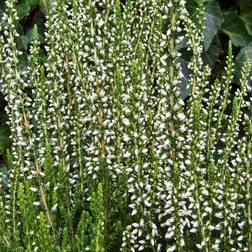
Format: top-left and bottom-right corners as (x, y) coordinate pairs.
(0, 0), (251, 251)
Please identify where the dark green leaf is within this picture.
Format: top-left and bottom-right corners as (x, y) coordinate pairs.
(16, 0), (40, 20)
(16, 0), (32, 20)
(234, 42), (252, 83)
(204, 0), (224, 50)
(239, 0), (252, 36)
(17, 34), (31, 50)
(239, 0), (252, 12)
(203, 35), (223, 65)
(222, 11), (252, 47)
(240, 13), (252, 36)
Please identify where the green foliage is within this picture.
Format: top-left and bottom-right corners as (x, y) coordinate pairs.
(0, 0), (252, 160)
(16, 0), (40, 20)
(222, 11), (251, 48)
(203, 0), (223, 50)
(186, 0), (252, 85)
(90, 184), (105, 252)
(0, 0), (251, 251)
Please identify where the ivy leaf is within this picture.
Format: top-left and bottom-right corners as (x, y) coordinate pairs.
(234, 42), (252, 83)
(16, 0), (40, 20)
(204, 0), (224, 50)
(203, 35), (223, 66)
(17, 34), (31, 50)
(222, 11), (251, 47)
(16, 0), (32, 20)
(16, 17), (45, 50)
(239, 0), (252, 36)
(239, 0), (252, 12)
(240, 12), (252, 36)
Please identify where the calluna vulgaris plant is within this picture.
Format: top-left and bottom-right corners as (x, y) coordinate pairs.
(0, 0), (251, 251)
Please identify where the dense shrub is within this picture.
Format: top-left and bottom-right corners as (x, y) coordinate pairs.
(0, 0), (251, 251)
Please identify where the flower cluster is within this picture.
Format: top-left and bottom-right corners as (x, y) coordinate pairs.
(0, 0), (251, 251)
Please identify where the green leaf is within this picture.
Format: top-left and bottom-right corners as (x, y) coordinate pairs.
(240, 12), (252, 36)
(239, 0), (252, 38)
(239, 0), (252, 36)
(222, 11), (252, 47)
(202, 35), (223, 66)
(16, 0), (32, 20)
(16, 16), (45, 50)
(203, 0), (224, 50)
(239, 0), (252, 12)
(17, 34), (31, 50)
(16, 0), (40, 20)
(234, 42), (252, 83)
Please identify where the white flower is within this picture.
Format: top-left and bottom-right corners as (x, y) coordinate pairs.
(97, 19), (104, 27)
(159, 68), (166, 74)
(237, 235), (243, 241)
(131, 209), (137, 216)
(215, 212), (223, 219)
(30, 187), (38, 192)
(201, 189), (209, 196)
(51, 204), (57, 212)
(177, 112), (185, 121)
(123, 134), (130, 142)
(128, 187), (135, 193)
(196, 244), (202, 250)
(123, 152), (131, 158)
(144, 200), (151, 207)
(205, 207), (212, 213)
(132, 223), (139, 228)
(142, 148), (148, 154)
(27, 175), (33, 180)
(87, 75), (95, 82)
(128, 177), (134, 183)
(165, 231), (174, 239)
(122, 118), (130, 127)
(139, 245), (144, 251)
(190, 228), (197, 233)
(166, 245), (176, 252)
